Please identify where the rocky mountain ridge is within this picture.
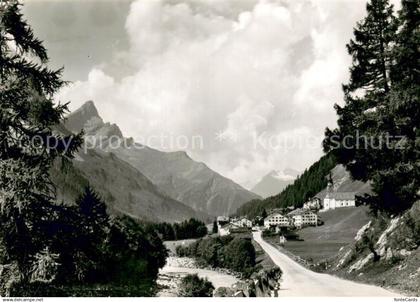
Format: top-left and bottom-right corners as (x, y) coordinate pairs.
(51, 123), (207, 223)
(64, 101), (260, 216)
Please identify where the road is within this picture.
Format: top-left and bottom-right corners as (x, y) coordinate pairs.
(253, 231), (398, 297)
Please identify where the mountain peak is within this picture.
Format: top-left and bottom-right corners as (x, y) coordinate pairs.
(79, 100), (99, 115)
(72, 100), (100, 119)
(266, 169), (297, 181)
(283, 167), (300, 178)
(171, 150), (191, 160)
(252, 168), (299, 198)
(65, 100), (103, 133)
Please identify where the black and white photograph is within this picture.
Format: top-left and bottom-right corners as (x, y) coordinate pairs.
(0, 0), (418, 299)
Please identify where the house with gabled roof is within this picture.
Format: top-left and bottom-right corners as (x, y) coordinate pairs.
(287, 208), (318, 228)
(264, 213), (291, 228)
(323, 182), (356, 210)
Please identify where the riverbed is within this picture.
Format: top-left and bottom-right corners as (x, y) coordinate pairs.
(156, 240), (239, 297)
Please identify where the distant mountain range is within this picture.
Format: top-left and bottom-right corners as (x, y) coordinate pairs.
(251, 168), (300, 198)
(61, 101), (260, 219)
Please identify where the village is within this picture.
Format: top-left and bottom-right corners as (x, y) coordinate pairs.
(217, 184), (357, 238)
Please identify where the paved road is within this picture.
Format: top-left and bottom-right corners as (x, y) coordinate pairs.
(253, 231), (398, 297)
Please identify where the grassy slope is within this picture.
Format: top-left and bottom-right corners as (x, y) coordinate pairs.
(271, 207), (371, 263)
(300, 206), (370, 242)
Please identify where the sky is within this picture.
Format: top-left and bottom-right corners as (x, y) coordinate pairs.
(22, 0), (398, 189)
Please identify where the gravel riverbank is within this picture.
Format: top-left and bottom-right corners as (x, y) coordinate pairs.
(156, 256), (239, 297)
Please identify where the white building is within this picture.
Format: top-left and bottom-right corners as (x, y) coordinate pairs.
(322, 181), (356, 211)
(231, 217), (252, 228)
(230, 218), (250, 228)
(240, 218), (252, 228)
(264, 213), (290, 228)
(323, 192), (356, 210)
(218, 225), (232, 236)
(287, 209), (318, 228)
(217, 216), (230, 227)
(217, 216), (229, 223)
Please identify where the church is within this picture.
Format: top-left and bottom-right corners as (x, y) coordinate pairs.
(323, 182), (356, 211)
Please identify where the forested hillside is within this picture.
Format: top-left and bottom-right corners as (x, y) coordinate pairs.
(236, 154), (337, 218)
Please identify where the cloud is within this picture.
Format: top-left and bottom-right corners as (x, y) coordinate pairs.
(58, 0), (368, 188)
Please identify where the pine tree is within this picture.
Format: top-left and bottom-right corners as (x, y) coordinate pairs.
(0, 1), (82, 279)
(261, 208), (268, 219)
(329, 0), (398, 182)
(76, 185), (108, 229)
(212, 220), (218, 234)
(391, 0), (420, 89)
(372, 0), (420, 212)
(345, 0), (397, 95)
(324, 0), (419, 213)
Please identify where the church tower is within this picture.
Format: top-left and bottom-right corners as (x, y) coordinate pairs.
(325, 172), (333, 198)
(323, 173), (334, 210)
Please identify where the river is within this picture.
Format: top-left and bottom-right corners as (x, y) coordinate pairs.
(156, 240), (239, 297)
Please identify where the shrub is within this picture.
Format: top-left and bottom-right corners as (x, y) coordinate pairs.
(262, 229), (276, 237)
(179, 274), (214, 297)
(224, 237), (256, 277)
